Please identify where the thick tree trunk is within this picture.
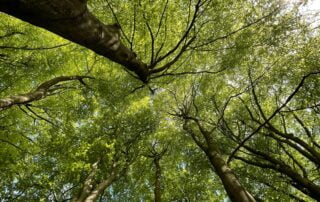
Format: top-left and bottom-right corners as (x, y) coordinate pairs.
(183, 123), (255, 202)
(0, 0), (149, 82)
(205, 145), (256, 202)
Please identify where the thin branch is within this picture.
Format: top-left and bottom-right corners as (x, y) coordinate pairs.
(25, 105), (57, 126)
(143, 13), (155, 64)
(227, 71), (320, 164)
(0, 43), (70, 51)
(18, 105), (37, 123)
(150, 37), (196, 74)
(130, 4), (137, 50)
(155, 0), (169, 39)
(265, 132), (318, 165)
(292, 112), (320, 149)
(150, 0), (202, 68)
(280, 143), (308, 178)
(130, 84), (146, 94)
(0, 75), (94, 110)
(0, 138), (26, 152)
(193, 9), (279, 49)
(105, 0), (131, 45)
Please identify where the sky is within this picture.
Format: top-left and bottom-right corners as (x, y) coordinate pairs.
(300, 0), (320, 27)
(306, 0), (320, 11)
(302, 0), (320, 13)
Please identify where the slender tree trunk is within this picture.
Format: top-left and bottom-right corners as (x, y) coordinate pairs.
(0, 0), (149, 82)
(73, 175), (116, 202)
(72, 160), (100, 202)
(205, 144), (256, 202)
(72, 160), (118, 202)
(154, 158), (162, 202)
(83, 172), (117, 202)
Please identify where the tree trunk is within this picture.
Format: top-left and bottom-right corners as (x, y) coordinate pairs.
(154, 158), (162, 202)
(205, 145), (256, 202)
(0, 0), (149, 82)
(83, 173), (117, 202)
(72, 165), (118, 202)
(183, 123), (255, 202)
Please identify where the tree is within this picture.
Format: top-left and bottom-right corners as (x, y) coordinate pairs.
(170, 86), (256, 201)
(0, 0), (278, 83)
(0, 0), (319, 201)
(0, 0), (203, 82)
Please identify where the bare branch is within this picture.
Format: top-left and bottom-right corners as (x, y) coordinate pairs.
(193, 9), (279, 49)
(0, 138), (27, 152)
(150, 68), (225, 79)
(143, 13), (156, 64)
(155, 0), (169, 39)
(150, 37), (195, 74)
(25, 105), (56, 126)
(105, 0), (131, 45)
(130, 4), (137, 50)
(0, 43), (70, 51)
(227, 71), (320, 164)
(292, 112), (320, 149)
(0, 75), (94, 110)
(150, 0), (202, 69)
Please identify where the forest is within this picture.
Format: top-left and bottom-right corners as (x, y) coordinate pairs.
(0, 0), (320, 201)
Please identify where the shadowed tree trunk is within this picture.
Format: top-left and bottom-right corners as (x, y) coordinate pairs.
(154, 157), (162, 202)
(0, 0), (149, 82)
(146, 143), (167, 202)
(182, 122), (256, 202)
(205, 143), (256, 202)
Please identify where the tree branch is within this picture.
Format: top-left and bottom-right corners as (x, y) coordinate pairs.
(0, 0), (149, 82)
(227, 71), (320, 164)
(0, 75), (94, 110)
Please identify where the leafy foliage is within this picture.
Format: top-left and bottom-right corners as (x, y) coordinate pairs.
(0, 0), (319, 201)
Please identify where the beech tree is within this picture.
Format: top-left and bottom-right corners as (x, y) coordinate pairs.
(0, 0), (319, 201)
(0, 0), (277, 83)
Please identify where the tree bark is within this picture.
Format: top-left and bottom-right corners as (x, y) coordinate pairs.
(83, 172), (117, 202)
(72, 161), (118, 202)
(183, 123), (255, 202)
(0, 0), (149, 82)
(154, 158), (162, 202)
(0, 75), (93, 110)
(72, 160), (100, 202)
(205, 144), (256, 202)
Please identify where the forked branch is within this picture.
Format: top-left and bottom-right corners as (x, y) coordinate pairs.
(0, 75), (94, 110)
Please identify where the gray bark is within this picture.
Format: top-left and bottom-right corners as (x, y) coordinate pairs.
(0, 75), (93, 110)
(0, 0), (149, 82)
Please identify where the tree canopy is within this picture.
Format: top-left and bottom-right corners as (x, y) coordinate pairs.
(0, 0), (319, 201)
